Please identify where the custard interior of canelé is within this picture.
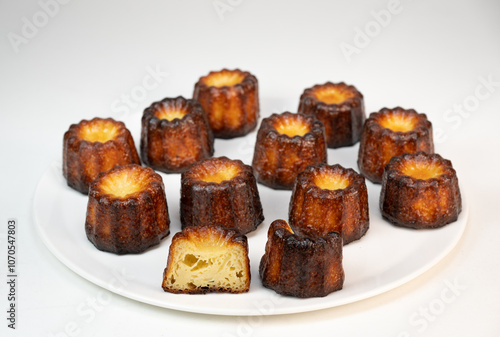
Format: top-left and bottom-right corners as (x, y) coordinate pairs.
(99, 169), (149, 198)
(400, 160), (445, 180)
(155, 106), (187, 121)
(273, 116), (311, 137)
(197, 163), (241, 184)
(165, 236), (248, 291)
(313, 86), (355, 105)
(79, 120), (120, 143)
(202, 70), (245, 88)
(378, 112), (417, 132)
(313, 172), (350, 191)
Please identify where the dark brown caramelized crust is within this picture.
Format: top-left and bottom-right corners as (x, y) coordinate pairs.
(85, 164), (170, 254)
(289, 163), (369, 244)
(140, 96), (214, 173)
(162, 225), (250, 294)
(259, 219), (344, 298)
(193, 69), (259, 138)
(380, 152), (461, 229)
(357, 107), (434, 183)
(252, 112), (327, 190)
(298, 82), (365, 148)
(63, 117), (141, 194)
(180, 156), (264, 234)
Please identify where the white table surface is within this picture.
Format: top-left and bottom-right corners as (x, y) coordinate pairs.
(1, 0), (499, 336)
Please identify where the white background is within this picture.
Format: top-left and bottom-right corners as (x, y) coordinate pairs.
(1, 0), (499, 336)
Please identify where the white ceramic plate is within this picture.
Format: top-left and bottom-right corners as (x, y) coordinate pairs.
(33, 119), (467, 316)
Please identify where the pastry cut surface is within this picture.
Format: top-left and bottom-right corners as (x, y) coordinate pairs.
(259, 219), (344, 298)
(252, 112), (327, 190)
(193, 69), (259, 138)
(298, 82), (365, 148)
(181, 157), (264, 234)
(140, 96), (214, 173)
(380, 152), (461, 229)
(162, 225), (250, 294)
(289, 163), (369, 244)
(357, 107), (434, 184)
(85, 164), (170, 254)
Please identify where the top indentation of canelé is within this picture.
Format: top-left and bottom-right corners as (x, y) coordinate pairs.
(195, 162), (241, 184)
(313, 171), (351, 191)
(312, 85), (355, 105)
(99, 169), (150, 198)
(377, 112), (418, 132)
(154, 106), (187, 121)
(202, 70), (245, 88)
(400, 160), (445, 180)
(272, 114), (311, 137)
(78, 119), (121, 143)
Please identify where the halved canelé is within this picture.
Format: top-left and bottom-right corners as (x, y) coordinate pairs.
(162, 225), (250, 294)
(193, 69), (259, 138)
(357, 107), (434, 184)
(298, 82), (365, 148)
(289, 163), (369, 244)
(85, 164), (170, 254)
(140, 96), (214, 173)
(180, 156), (264, 234)
(63, 117), (141, 194)
(259, 219), (344, 298)
(252, 112), (327, 190)
(380, 152), (462, 229)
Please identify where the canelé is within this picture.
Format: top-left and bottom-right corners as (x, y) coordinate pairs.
(140, 96), (214, 173)
(357, 107), (434, 183)
(298, 82), (365, 148)
(193, 69), (259, 138)
(162, 225), (250, 294)
(252, 112), (327, 190)
(180, 156), (264, 234)
(63, 117), (141, 194)
(380, 152), (462, 229)
(259, 219), (344, 298)
(85, 164), (170, 254)
(289, 163), (369, 244)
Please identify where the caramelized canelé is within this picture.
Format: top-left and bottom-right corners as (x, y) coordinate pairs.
(193, 69), (259, 138)
(289, 163), (369, 244)
(259, 219), (344, 298)
(180, 157), (264, 234)
(252, 112), (327, 190)
(85, 164), (170, 254)
(380, 152), (461, 229)
(162, 225), (250, 294)
(298, 82), (365, 148)
(140, 96), (214, 173)
(63, 117), (140, 194)
(357, 107), (434, 183)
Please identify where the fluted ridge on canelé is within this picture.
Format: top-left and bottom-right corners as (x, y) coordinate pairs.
(380, 152), (461, 229)
(289, 163), (369, 245)
(259, 219), (344, 298)
(140, 96), (214, 173)
(298, 81), (365, 148)
(85, 164), (170, 254)
(180, 156), (264, 234)
(63, 117), (141, 194)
